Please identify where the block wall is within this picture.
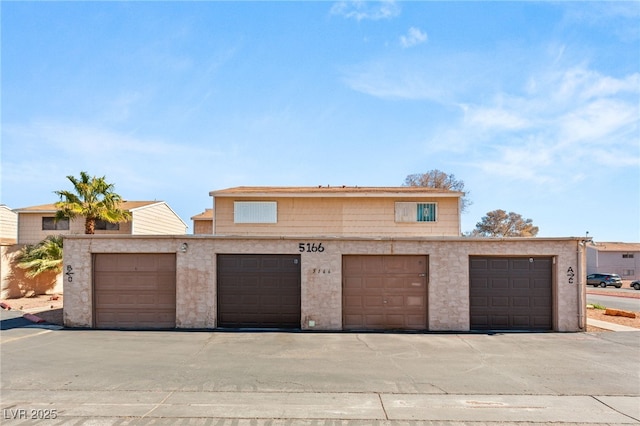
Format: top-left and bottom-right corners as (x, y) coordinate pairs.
(63, 236), (585, 331)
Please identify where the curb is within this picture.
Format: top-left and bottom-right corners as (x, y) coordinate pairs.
(587, 318), (639, 332)
(586, 289), (640, 299)
(23, 313), (46, 324)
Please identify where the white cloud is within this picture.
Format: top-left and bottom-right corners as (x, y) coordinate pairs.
(330, 0), (400, 21)
(1, 121), (224, 198)
(340, 54), (475, 103)
(400, 27), (427, 48)
(451, 67), (640, 184)
(463, 106), (530, 131)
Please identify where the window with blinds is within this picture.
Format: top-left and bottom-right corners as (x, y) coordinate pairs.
(395, 202), (437, 223)
(234, 201), (277, 223)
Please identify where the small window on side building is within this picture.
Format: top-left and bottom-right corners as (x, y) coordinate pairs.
(234, 201), (277, 223)
(95, 220), (120, 231)
(42, 217), (70, 230)
(395, 202), (437, 223)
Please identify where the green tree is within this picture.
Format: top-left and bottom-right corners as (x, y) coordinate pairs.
(16, 236), (64, 278)
(403, 169), (471, 213)
(55, 171), (131, 234)
(472, 209), (539, 237)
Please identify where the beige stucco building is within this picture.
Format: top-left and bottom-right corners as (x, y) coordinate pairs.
(2, 201), (187, 299)
(209, 186), (462, 237)
(15, 201), (188, 245)
(63, 186), (589, 332)
(191, 208), (213, 235)
(587, 242), (640, 281)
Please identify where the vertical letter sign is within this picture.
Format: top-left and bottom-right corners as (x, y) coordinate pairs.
(566, 267), (575, 284)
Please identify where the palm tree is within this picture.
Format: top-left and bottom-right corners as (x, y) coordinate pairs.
(55, 171), (131, 234)
(16, 236), (64, 278)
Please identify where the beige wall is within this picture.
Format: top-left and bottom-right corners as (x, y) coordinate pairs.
(1, 206), (17, 242)
(131, 203), (187, 235)
(214, 197), (460, 237)
(17, 213), (133, 244)
(587, 246), (639, 280)
(193, 220), (213, 235)
(1, 244), (62, 299)
(63, 235), (586, 332)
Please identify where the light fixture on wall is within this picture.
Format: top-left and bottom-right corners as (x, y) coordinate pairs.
(180, 243), (188, 253)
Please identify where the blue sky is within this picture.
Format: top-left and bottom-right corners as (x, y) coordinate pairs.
(2, 1), (639, 241)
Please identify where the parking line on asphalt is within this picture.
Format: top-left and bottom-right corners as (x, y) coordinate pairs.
(0, 329), (52, 344)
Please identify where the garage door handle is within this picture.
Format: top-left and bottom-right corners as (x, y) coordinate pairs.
(419, 274), (426, 277)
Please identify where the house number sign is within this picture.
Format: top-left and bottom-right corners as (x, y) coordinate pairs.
(298, 242), (325, 253)
(65, 265), (74, 283)
(566, 267), (575, 284)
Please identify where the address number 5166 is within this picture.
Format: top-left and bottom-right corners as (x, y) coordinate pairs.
(299, 243), (325, 253)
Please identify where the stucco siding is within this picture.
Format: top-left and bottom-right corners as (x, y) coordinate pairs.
(17, 213), (133, 244)
(132, 203), (187, 235)
(193, 220), (213, 235)
(586, 246), (639, 280)
(1, 206), (17, 243)
(63, 236), (585, 332)
(214, 197), (460, 237)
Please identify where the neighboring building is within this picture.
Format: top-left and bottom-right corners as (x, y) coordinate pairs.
(14, 201), (188, 244)
(586, 242), (640, 280)
(2, 201), (187, 298)
(1, 206), (19, 298)
(0, 205), (17, 246)
(209, 186), (463, 237)
(63, 186), (589, 333)
(191, 209), (213, 235)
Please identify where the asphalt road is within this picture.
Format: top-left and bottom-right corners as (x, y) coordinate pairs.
(1, 322), (639, 425)
(587, 286), (640, 312)
(587, 293), (640, 312)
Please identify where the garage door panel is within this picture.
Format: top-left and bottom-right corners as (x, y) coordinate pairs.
(364, 277), (384, 289)
(471, 315), (489, 328)
(491, 279), (509, 289)
(513, 278), (530, 289)
(513, 297), (531, 307)
(512, 259), (530, 270)
(491, 315), (509, 328)
(217, 254), (301, 329)
(491, 297), (509, 307)
(94, 254), (176, 329)
(471, 296), (488, 307)
(343, 255), (428, 331)
(364, 296), (384, 308)
(407, 296), (424, 307)
(490, 259), (509, 270)
(470, 256), (552, 331)
(533, 297), (551, 307)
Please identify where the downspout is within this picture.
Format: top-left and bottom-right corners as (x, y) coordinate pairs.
(577, 240), (586, 330)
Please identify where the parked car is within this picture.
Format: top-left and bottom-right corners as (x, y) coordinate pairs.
(586, 273), (623, 288)
(631, 280), (640, 290)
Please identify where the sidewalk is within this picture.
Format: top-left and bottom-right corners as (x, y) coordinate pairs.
(587, 317), (639, 331)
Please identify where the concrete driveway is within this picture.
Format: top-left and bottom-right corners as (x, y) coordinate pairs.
(1, 326), (639, 425)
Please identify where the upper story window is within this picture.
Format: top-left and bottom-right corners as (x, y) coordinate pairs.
(95, 219), (120, 231)
(622, 253), (635, 259)
(395, 202), (437, 223)
(234, 201), (277, 223)
(42, 217), (69, 230)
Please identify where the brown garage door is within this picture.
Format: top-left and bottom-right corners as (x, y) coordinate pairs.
(469, 256), (553, 331)
(93, 253), (176, 329)
(217, 254), (301, 329)
(343, 255), (428, 331)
